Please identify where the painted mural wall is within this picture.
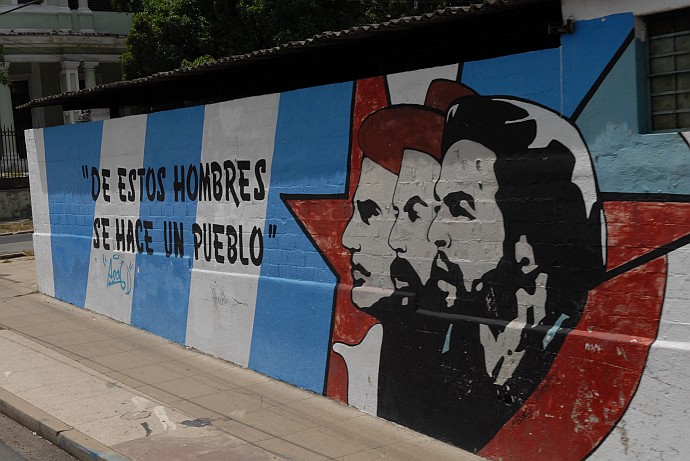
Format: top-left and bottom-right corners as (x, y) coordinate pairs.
(26, 10), (690, 460)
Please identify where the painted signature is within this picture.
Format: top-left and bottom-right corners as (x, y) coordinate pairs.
(210, 285), (246, 310)
(103, 254), (134, 295)
(211, 287), (230, 309)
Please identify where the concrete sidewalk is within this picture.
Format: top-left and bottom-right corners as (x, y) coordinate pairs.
(0, 256), (483, 461)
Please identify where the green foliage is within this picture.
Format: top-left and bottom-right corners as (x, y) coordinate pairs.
(122, 0), (248, 78)
(121, 0), (449, 79)
(0, 44), (9, 87)
(110, 0), (143, 12)
(180, 54), (216, 68)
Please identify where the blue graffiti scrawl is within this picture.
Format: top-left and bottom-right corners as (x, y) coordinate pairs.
(103, 254), (133, 295)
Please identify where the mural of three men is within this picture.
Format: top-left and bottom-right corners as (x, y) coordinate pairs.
(337, 78), (605, 451)
(29, 10), (690, 459)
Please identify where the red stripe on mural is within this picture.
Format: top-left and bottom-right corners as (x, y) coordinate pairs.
(604, 201), (690, 270)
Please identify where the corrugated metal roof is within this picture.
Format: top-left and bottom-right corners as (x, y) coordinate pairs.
(21, 0), (558, 110)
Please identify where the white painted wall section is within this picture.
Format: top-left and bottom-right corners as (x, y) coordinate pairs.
(185, 94), (279, 367)
(25, 129), (55, 297)
(387, 64), (460, 105)
(562, 0), (690, 21)
(84, 116), (147, 324)
(333, 323), (383, 416)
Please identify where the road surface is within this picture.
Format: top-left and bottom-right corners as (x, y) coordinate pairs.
(0, 233), (32, 257)
(0, 412), (75, 460)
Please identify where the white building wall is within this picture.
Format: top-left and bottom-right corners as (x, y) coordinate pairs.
(563, 0), (690, 21)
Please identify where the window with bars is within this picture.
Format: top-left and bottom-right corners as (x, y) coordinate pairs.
(649, 10), (690, 131)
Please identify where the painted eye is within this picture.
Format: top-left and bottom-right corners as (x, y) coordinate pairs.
(403, 195), (428, 223)
(357, 199), (382, 225)
(444, 191), (476, 220)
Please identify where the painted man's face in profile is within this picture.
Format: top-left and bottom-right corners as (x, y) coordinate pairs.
(342, 158), (398, 309)
(428, 138), (552, 384)
(428, 139), (505, 306)
(388, 150), (440, 302)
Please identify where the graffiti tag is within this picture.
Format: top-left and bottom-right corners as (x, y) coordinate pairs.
(103, 253), (134, 295)
(209, 286), (248, 310)
(211, 286), (230, 309)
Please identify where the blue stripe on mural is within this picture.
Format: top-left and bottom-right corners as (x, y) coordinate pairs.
(561, 13), (634, 117)
(44, 122), (104, 307)
(462, 48), (561, 112)
(251, 82), (353, 393)
(462, 13), (633, 117)
(130, 107), (205, 344)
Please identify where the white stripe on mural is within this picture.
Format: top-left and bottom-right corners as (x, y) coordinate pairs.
(386, 64), (460, 105)
(333, 324), (383, 416)
(25, 129), (55, 298)
(185, 94), (280, 367)
(590, 244), (690, 460)
(84, 116), (147, 324)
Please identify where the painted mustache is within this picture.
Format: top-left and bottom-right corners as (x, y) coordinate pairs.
(430, 251), (468, 291)
(350, 261), (372, 287)
(390, 256), (421, 298)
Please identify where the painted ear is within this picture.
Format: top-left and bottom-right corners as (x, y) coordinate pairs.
(515, 235), (537, 275)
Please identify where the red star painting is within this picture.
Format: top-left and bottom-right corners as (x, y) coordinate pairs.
(282, 76), (690, 459)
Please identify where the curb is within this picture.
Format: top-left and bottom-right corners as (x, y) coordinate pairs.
(0, 230), (33, 237)
(0, 252), (27, 260)
(0, 388), (130, 461)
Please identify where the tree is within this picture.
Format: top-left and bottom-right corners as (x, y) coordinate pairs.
(119, 0), (449, 79)
(120, 0), (248, 79)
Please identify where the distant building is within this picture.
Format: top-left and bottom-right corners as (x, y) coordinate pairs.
(0, 0), (131, 131)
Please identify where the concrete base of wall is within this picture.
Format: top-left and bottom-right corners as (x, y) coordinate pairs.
(0, 189), (31, 222)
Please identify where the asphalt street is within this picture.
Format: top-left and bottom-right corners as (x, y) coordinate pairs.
(0, 412), (75, 461)
(0, 233), (32, 257)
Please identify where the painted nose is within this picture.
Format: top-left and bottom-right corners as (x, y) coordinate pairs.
(388, 228), (407, 253)
(427, 217), (449, 249)
(342, 222), (360, 252)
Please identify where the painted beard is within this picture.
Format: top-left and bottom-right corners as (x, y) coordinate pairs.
(390, 256), (422, 301)
(423, 252), (538, 335)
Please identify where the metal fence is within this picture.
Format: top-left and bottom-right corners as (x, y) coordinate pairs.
(64, 0), (115, 11)
(0, 126), (29, 180)
(87, 0), (116, 11)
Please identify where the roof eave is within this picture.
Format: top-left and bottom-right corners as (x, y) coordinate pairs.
(21, 0), (562, 111)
